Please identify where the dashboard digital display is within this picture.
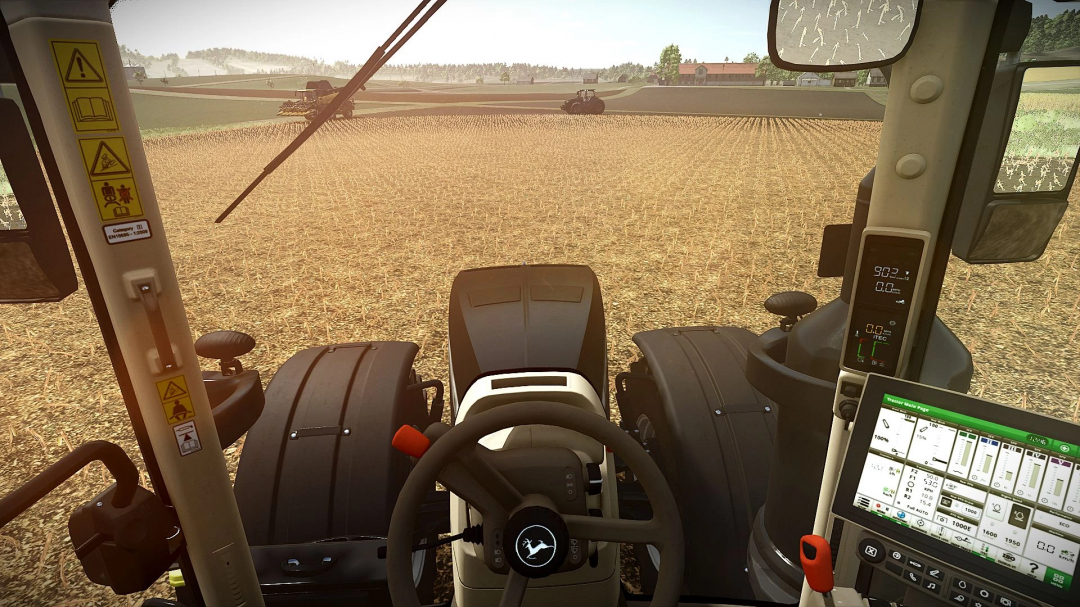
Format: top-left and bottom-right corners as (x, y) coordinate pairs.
(850, 391), (1080, 594)
(857, 240), (921, 308)
(843, 235), (925, 376)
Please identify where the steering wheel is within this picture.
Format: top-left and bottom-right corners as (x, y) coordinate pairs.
(387, 401), (685, 607)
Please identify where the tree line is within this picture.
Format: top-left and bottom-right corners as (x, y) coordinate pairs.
(1021, 9), (1080, 54)
(658, 44), (873, 85)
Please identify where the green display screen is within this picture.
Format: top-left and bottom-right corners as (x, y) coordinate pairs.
(852, 394), (1080, 592)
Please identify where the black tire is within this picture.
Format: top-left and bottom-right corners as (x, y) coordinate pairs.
(589, 98), (606, 114)
(568, 101), (584, 115)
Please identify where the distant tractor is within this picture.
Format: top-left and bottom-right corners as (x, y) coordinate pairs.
(561, 89), (605, 115)
(277, 79), (355, 120)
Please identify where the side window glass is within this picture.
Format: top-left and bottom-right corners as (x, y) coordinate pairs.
(1, 158), (28, 230)
(994, 66), (1080, 194)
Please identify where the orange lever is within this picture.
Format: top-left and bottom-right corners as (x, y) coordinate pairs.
(392, 425), (431, 458)
(800, 534), (834, 595)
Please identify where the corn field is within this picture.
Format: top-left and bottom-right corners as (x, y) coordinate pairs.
(2, 114), (1080, 604)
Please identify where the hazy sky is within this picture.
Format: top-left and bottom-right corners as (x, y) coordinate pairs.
(111, 0), (1073, 68)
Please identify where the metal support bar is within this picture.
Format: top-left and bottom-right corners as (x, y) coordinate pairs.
(0, 441), (138, 527)
(135, 280), (178, 372)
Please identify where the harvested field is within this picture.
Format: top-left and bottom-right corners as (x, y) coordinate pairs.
(1, 115), (1079, 604)
(604, 86), (887, 120)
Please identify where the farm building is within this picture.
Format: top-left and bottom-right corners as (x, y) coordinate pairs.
(583, 73), (599, 84)
(677, 63), (763, 86)
(832, 71), (858, 87)
(868, 68), (887, 86)
(516, 76), (535, 85)
(647, 73), (659, 84)
(617, 74), (628, 83)
(797, 72), (831, 86)
(123, 65), (146, 79)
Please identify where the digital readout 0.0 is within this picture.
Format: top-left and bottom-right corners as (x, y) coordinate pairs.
(844, 305), (906, 375)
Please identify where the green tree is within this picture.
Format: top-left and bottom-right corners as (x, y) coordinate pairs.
(658, 44), (682, 84)
(1022, 10), (1080, 54)
(743, 52), (760, 64)
(476, 77), (484, 84)
(500, 71), (510, 84)
(724, 55), (730, 62)
(756, 55), (800, 83)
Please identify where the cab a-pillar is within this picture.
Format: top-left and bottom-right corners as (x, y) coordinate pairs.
(3, 1), (263, 604)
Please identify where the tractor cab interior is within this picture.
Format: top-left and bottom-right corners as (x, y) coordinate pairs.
(4, 1), (1080, 606)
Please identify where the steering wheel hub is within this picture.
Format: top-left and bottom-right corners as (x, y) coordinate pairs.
(504, 505), (569, 578)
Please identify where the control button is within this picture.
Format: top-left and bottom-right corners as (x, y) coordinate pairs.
(972, 587), (995, 602)
(841, 381), (862, 398)
(949, 593), (969, 605)
(585, 463), (603, 495)
(994, 596), (1016, 607)
(885, 561), (903, 576)
(492, 527), (504, 568)
(568, 539), (582, 565)
(970, 600), (990, 607)
(888, 548), (905, 563)
(927, 566), (944, 580)
(903, 570), (923, 585)
(858, 538), (885, 564)
(921, 577), (942, 595)
(953, 578), (974, 593)
(906, 556), (926, 572)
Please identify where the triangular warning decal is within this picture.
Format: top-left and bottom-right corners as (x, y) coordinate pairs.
(182, 434), (192, 442)
(64, 48), (104, 84)
(161, 381), (188, 400)
(88, 141), (131, 177)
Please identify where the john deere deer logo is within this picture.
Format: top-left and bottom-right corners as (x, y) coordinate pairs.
(515, 525), (556, 567)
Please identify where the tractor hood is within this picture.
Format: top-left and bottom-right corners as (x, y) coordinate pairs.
(448, 264), (608, 413)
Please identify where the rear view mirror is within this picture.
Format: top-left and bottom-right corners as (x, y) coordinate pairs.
(769, 0), (923, 71)
(954, 63), (1080, 263)
(0, 96), (77, 302)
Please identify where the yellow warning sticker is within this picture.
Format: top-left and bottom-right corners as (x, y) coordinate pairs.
(77, 137), (144, 222)
(50, 40), (120, 133)
(156, 375), (196, 425)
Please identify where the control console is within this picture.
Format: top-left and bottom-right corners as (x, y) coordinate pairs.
(834, 375), (1080, 607)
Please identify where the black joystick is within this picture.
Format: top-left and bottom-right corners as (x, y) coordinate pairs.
(194, 331), (255, 376)
(764, 291), (818, 332)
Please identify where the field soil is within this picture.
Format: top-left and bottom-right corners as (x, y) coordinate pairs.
(1, 115), (1078, 604)
(604, 86), (887, 119)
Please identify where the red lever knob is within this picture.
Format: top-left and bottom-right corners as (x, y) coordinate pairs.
(800, 534), (834, 594)
(392, 425), (430, 458)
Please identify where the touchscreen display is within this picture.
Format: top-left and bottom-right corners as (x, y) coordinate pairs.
(853, 393), (1080, 592)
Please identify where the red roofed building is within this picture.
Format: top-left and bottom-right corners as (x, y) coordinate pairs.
(677, 62), (764, 86)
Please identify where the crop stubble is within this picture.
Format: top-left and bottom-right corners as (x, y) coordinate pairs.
(1, 114), (1079, 604)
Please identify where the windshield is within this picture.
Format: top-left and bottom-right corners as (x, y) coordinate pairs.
(3, 2), (1080, 606)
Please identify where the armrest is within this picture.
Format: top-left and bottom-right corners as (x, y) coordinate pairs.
(203, 369), (264, 448)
